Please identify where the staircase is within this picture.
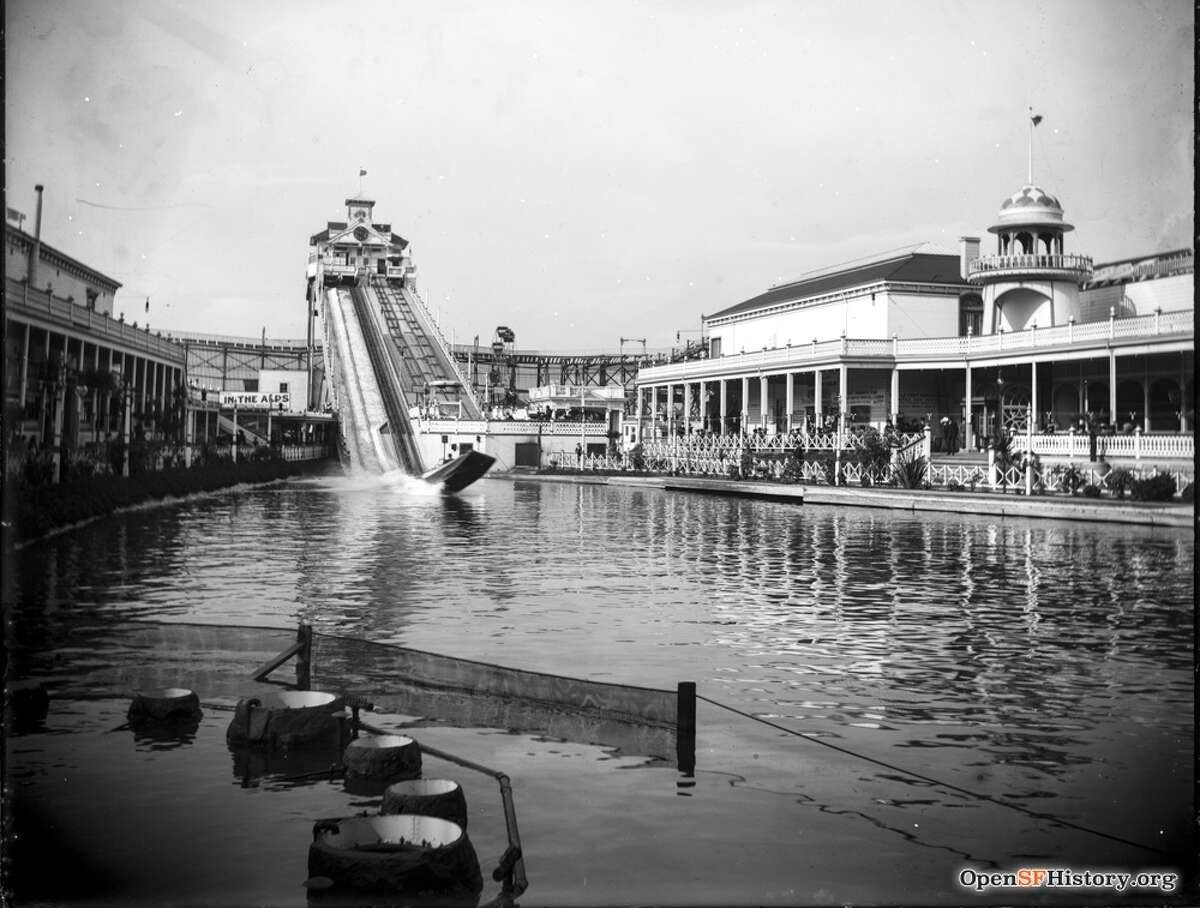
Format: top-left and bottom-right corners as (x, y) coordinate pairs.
(369, 277), (482, 419)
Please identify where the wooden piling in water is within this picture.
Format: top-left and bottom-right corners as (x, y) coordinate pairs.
(676, 681), (696, 775)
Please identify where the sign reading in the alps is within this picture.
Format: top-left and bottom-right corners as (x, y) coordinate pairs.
(219, 391), (291, 409)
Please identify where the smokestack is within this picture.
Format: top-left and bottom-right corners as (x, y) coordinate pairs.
(959, 235), (980, 281)
(30, 184), (44, 288)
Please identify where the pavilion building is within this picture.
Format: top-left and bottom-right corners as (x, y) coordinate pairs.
(634, 179), (1193, 452)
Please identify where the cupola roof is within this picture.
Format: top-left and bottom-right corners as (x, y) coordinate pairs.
(989, 184), (1073, 233)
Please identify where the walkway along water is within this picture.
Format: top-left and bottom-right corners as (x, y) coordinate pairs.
(501, 470), (1194, 527)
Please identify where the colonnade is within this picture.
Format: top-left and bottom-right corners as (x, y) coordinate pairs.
(637, 347), (1192, 447)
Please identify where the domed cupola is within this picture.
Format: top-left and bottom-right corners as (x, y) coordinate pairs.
(994, 184), (1071, 233)
(968, 178), (1093, 332)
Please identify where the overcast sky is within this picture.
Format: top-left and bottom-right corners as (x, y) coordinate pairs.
(5, 0), (1193, 351)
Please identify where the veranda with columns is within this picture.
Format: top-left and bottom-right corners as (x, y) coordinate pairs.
(635, 309), (1193, 458)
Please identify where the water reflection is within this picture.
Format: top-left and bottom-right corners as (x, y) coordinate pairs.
(130, 718), (201, 751)
(8, 476), (1192, 861)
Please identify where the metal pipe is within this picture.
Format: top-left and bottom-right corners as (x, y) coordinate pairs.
(358, 719), (528, 897)
(30, 184), (44, 289)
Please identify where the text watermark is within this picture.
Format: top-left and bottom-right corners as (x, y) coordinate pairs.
(958, 867), (1178, 894)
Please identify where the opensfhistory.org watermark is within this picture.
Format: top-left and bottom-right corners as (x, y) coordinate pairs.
(958, 867), (1179, 894)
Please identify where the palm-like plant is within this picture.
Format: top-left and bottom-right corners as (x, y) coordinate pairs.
(991, 428), (1018, 492)
(892, 450), (928, 489)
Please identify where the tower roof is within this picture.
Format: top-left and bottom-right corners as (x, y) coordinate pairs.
(989, 184), (1073, 233)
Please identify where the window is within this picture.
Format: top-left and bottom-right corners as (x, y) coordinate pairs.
(958, 294), (984, 336)
(279, 382), (289, 393)
(709, 337), (722, 358)
(86, 289), (98, 311)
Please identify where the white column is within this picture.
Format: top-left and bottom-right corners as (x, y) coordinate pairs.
(785, 373), (794, 431)
(759, 375), (769, 430)
(1143, 372), (1151, 432)
(1109, 352), (1117, 427)
(1031, 361), (1039, 432)
(666, 385), (674, 437)
(683, 382), (692, 435)
(634, 386), (644, 441)
(814, 370), (824, 424)
(122, 388), (132, 477)
(185, 406), (195, 467)
(740, 376), (750, 432)
(964, 364), (973, 450)
(890, 367), (900, 424)
(838, 365), (848, 426)
(19, 323), (31, 407)
(719, 379), (727, 435)
(1180, 369), (1188, 432)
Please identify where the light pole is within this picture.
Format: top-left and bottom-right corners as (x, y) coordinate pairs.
(49, 357), (68, 483)
(113, 369), (133, 478)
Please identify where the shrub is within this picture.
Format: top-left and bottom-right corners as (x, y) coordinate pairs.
(852, 428), (891, 475)
(1080, 484), (1102, 498)
(1130, 473), (1177, 502)
(1054, 465), (1085, 496)
(1105, 467), (1135, 500)
(1180, 483), (1194, 503)
(946, 480), (964, 492)
(779, 451), (805, 484)
(893, 452), (928, 490)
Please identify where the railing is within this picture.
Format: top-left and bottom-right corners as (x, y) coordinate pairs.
(418, 419), (609, 436)
(930, 460), (1193, 497)
(399, 284), (483, 416)
(967, 253), (1094, 279)
(7, 278), (186, 360)
(1013, 431), (1193, 462)
(529, 384), (626, 401)
(280, 444), (329, 462)
(536, 431), (1194, 497)
(637, 310), (1193, 383)
(173, 331), (311, 349)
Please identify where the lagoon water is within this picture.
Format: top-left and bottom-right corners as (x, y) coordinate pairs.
(5, 474), (1195, 903)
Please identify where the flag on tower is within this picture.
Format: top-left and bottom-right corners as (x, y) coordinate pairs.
(145, 297), (150, 312)
(1030, 113), (1043, 126)
(359, 168), (367, 177)
(6, 206), (26, 225)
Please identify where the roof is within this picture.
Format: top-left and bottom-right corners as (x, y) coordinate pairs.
(1084, 248), (1193, 288)
(5, 227), (122, 290)
(708, 245), (968, 321)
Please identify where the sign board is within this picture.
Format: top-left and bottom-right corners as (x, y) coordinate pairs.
(219, 391), (291, 409)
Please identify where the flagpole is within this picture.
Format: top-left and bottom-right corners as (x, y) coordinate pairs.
(1028, 107), (1033, 183)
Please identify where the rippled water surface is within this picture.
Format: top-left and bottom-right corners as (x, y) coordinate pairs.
(6, 474), (1195, 902)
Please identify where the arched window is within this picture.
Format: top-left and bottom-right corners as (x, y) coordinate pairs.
(958, 293), (983, 336)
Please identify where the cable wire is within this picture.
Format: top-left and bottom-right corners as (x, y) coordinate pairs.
(696, 694), (1170, 857)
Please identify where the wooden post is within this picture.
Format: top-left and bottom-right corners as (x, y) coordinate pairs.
(295, 624), (313, 690)
(676, 681), (696, 775)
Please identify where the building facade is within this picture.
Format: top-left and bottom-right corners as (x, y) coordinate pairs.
(635, 182), (1193, 454)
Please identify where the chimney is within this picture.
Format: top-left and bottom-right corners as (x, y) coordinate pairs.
(959, 235), (980, 281)
(30, 184), (45, 288)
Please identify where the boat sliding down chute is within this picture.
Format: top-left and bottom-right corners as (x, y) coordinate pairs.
(322, 284), (494, 492)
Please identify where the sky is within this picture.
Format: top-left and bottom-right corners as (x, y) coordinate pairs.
(5, 0), (1193, 352)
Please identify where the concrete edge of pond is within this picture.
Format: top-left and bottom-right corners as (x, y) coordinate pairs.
(486, 471), (1194, 528)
